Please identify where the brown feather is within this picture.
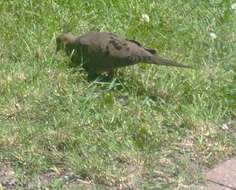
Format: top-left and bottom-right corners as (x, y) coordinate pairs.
(56, 32), (192, 75)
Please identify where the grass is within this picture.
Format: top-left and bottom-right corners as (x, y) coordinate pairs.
(0, 0), (235, 189)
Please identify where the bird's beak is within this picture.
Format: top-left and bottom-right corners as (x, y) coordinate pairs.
(55, 37), (67, 53)
(55, 37), (62, 53)
(56, 45), (60, 53)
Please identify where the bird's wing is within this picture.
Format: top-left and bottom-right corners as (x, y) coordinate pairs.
(126, 39), (156, 54)
(76, 33), (155, 65)
(103, 36), (155, 64)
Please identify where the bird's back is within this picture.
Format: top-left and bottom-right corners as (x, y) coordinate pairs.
(76, 32), (154, 69)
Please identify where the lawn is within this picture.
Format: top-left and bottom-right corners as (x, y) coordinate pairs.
(0, 0), (235, 189)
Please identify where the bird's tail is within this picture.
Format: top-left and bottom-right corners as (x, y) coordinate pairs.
(150, 55), (192, 69)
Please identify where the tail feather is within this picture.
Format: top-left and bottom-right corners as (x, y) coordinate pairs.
(151, 55), (192, 69)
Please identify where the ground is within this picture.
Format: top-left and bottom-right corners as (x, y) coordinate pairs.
(0, 1), (235, 189)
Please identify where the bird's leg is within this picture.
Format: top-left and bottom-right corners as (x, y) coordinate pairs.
(95, 69), (114, 78)
(87, 71), (99, 81)
(107, 70), (115, 78)
(92, 69), (115, 82)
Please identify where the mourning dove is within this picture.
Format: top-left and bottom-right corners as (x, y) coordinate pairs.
(56, 32), (192, 77)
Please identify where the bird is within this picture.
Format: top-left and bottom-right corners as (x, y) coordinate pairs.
(56, 32), (192, 78)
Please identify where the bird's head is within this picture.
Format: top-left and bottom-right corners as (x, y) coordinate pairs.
(56, 33), (76, 52)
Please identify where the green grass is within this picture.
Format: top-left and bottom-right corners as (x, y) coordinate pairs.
(0, 0), (235, 189)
